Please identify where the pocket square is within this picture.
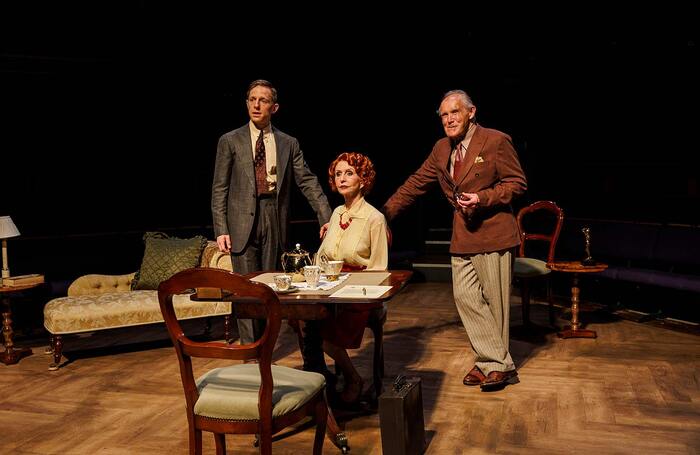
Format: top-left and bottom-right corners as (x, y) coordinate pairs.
(474, 156), (484, 163)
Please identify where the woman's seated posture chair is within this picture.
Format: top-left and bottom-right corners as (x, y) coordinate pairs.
(514, 201), (564, 326)
(158, 268), (328, 455)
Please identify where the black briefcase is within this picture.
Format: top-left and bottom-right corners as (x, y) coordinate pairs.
(378, 375), (425, 455)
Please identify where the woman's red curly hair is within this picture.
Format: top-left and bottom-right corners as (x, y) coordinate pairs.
(328, 152), (376, 195)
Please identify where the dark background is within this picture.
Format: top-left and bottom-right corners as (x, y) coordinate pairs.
(2, 5), (698, 280)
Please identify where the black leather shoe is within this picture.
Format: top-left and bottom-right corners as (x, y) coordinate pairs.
(463, 366), (486, 386)
(480, 369), (519, 391)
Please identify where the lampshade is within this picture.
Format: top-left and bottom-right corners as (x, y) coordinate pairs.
(0, 216), (20, 239)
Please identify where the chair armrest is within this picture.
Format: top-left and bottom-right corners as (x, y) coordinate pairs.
(67, 273), (136, 296)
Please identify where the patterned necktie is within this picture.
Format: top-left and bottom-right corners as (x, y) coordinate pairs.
(254, 129), (267, 195)
(452, 144), (464, 179)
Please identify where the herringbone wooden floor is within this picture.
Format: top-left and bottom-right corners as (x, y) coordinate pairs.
(2, 283), (698, 454)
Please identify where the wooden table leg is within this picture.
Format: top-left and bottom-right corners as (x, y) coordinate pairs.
(325, 403), (350, 453)
(557, 273), (597, 339)
(1, 296), (33, 365)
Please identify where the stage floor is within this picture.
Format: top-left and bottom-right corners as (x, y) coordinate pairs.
(2, 282), (699, 454)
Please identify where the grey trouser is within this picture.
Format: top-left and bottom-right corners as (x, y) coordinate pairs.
(231, 197), (279, 343)
(451, 249), (515, 375)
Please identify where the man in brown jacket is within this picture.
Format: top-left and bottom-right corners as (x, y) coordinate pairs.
(383, 90), (527, 391)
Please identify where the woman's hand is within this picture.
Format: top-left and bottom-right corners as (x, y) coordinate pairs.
(319, 222), (330, 239)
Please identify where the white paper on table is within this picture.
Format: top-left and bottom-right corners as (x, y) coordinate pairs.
(329, 285), (392, 299)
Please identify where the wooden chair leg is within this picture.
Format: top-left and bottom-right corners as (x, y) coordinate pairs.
(325, 402), (349, 452)
(547, 278), (556, 326)
(189, 426), (202, 455)
(521, 280), (531, 326)
(213, 433), (226, 455)
(259, 427), (272, 455)
(313, 396), (328, 455)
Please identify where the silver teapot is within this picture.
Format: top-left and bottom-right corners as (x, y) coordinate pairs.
(280, 243), (312, 274)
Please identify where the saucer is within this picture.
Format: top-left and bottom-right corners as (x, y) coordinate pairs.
(321, 275), (341, 282)
(275, 286), (299, 294)
(321, 272), (348, 280)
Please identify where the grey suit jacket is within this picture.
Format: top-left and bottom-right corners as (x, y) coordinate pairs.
(211, 124), (332, 254)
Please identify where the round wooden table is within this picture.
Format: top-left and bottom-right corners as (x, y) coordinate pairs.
(546, 261), (608, 339)
(0, 282), (43, 365)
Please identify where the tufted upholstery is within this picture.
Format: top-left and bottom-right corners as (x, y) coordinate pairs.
(44, 291), (231, 335)
(68, 273), (136, 296)
(43, 240), (234, 370)
(65, 242), (232, 297)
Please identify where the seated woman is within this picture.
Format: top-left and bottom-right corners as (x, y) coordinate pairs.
(315, 152), (388, 403)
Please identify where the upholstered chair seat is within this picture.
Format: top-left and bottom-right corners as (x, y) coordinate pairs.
(194, 364), (325, 420)
(514, 257), (552, 278)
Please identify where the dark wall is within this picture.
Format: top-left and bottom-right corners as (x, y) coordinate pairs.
(2, 7), (698, 274)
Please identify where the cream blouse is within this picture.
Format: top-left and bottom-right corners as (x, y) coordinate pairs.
(316, 197), (388, 271)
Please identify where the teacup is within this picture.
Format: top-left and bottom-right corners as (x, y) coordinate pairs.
(322, 260), (344, 281)
(303, 265), (322, 288)
(273, 274), (292, 291)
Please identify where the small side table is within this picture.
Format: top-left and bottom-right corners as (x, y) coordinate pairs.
(546, 261), (608, 339)
(0, 282), (43, 365)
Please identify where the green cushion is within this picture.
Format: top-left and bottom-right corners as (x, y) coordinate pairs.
(131, 232), (207, 290)
(194, 364), (326, 420)
(514, 257), (552, 278)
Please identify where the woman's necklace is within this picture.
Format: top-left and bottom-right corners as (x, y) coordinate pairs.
(339, 197), (362, 230)
(339, 210), (352, 230)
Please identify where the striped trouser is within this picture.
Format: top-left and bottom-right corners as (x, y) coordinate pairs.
(451, 249), (515, 375)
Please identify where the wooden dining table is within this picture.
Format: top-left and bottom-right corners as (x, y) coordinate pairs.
(240, 270), (412, 316)
(201, 269), (413, 454)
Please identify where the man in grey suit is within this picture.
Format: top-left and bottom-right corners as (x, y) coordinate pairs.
(212, 79), (332, 343)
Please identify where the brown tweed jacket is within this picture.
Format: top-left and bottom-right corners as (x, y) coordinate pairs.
(383, 125), (527, 255)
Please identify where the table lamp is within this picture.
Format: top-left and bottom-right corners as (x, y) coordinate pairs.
(0, 216), (20, 286)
